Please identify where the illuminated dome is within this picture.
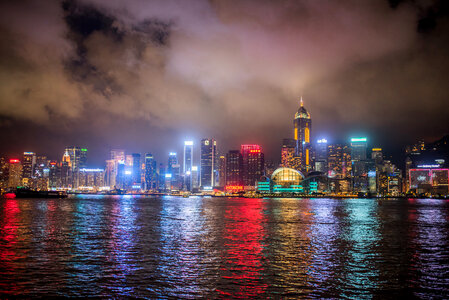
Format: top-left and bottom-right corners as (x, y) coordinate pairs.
(294, 97), (310, 119)
(271, 167), (305, 186)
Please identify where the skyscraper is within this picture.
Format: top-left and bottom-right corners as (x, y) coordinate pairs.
(144, 153), (157, 191)
(351, 137), (368, 192)
(21, 152), (36, 187)
(109, 149), (125, 189)
(132, 153), (141, 186)
(184, 141), (193, 191)
(293, 97), (312, 173)
(8, 159), (22, 188)
(280, 138), (296, 168)
(200, 138), (217, 188)
(315, 139), (328, 174)
(226, 150), (243, 186)
(218, 155), (226, 187)
(241, 144), (264, 187)
(64, 146), (87, 189)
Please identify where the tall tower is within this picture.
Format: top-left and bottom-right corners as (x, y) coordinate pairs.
(184, 141), (193, 191)
(200, 138), (217, 188)
(293, 97), (312, 173)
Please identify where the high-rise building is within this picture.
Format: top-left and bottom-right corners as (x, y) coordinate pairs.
(48, 161), (60, 189)
(241, 144), (264, 187)
(108, 149), (125, 189)
(226, 150), (243, 186)
(167, 152), (181, 190)
(218, 155), (226, 187)
(21, 152), (36, 186)
(8, 159), (22, 188)
(191, 165), (199, 190)
(293, 97), (312, 173)
(132, 153), (141, 185)
(64, 146), (87, 189)
(315, 139), (328, 174)
(328, 144), (352, 179)
(144, 153), (157, 191)
(351, 137), (368, 192)
(200, 138), (217, 188)
(280, 138), (296, 168)
(184, 141), (193, 191)
(0, 157), (9, 190)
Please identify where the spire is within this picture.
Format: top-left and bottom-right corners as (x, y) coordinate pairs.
(300, 96), (304, 107)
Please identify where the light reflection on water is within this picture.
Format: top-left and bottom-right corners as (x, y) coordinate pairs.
(0, 196), (448, 298)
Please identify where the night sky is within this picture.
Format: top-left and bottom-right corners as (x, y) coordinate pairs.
(1, 0), (448, 166)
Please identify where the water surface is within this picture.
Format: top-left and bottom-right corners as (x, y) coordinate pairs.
(1, 196), (448, 298)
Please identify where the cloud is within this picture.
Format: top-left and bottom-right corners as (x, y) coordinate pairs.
(0, 0), (448, 162)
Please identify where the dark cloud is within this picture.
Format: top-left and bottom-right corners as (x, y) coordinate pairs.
(0, 0), (448, 166)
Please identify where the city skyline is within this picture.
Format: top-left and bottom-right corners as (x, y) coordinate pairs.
(1, 0), (449, 165)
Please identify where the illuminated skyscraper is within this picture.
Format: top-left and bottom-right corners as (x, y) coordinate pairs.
(241, 144), (264, 187)
(144, 153), (157, 191)
(351, 137), (368, 192)
(21, 152), (36, 187)
(191, 165), (199, 190)
(184, 141), (193, 191)
(109, 149), (125, 189)
(218, 155), (226, 187)
(280, 138), (296, 168)
(167, 152), (181, 190)
(64, 146), (87, 188)
(293, 97), (312, 173)
(226, 150), (243, 186)
(315, 139), (328, 174)
(200, 138), (217, 188)
(328, 144), (351, 179)
(132, 153), (141, 186)
(8, 159), (22, 188)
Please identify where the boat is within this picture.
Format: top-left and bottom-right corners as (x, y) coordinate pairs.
(14, 188), (68, 199)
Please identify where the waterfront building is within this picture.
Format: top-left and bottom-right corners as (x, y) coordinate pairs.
(218, 155), (226, 187)
(293, 97), (312, 173)
(144, 153), (157, 191)
(241, 144), (264, 187)
(191, 165), (199, 190)
(315, 139), (328, 174)
(64, 146), (87, 189)
(8, 159), (22, 188)
(200, 138), (218, 188)
(226, 150), (243, 186)
(48, 161), (60, 189)
(351, 137), (368, 192)
(256, 167), (305, 194)
(280, 138), (296, 168)
(184, 141), (193, 191)
(0, 157), (8, 190)
(21, 152), (36, 187)
(78, 168), (105, 192)
(132, 153), (141, 186)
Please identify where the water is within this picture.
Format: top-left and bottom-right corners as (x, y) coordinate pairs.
(1, 196), (448, 299)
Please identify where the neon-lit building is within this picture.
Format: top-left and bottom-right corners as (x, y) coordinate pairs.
(351, 137), (368, 192)
(218, 155), (226, 187)
(280, 138), (296, 168)
(328, 144), (351, 179)
(78, 168), (105, 192)
(21, 152), (36, 186)
(200, 138), (218, 188)
(294, 97), (312, 173)
(144, 153), (157, 191)
(409, 167), (449, 195)
(132, 153), (141, 186)
(8, 159), (22, 188)
(256, 167), (305, 193)
(315, 139), (328, 174)
(184, 141), (193, 191)
(226, 150), (243, 186)
(241, 144), (264, 187)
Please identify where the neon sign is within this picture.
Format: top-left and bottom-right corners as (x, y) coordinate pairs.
(351, 137), (367, 142)
(9, 159), (19, 163)
(225, 185), (244, 191)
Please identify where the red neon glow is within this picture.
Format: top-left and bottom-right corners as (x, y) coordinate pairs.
(9, 159), (19, 163)
(225, 185), (244, 191)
